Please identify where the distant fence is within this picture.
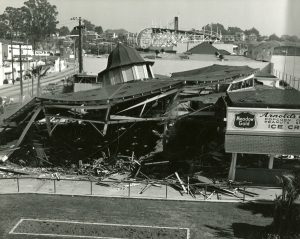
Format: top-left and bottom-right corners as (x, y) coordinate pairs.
(0, 176), (251, 202)
(273, 69), (300, 91)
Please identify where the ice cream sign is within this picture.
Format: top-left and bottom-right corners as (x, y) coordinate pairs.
(227, 107), (300, 133)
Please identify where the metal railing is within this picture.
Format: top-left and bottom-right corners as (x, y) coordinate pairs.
(273, 69), (300, 90)
(0, 176), (250, 202)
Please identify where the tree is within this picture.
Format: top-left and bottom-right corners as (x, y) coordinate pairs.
(271, 172), (300, 236)
(0, 7), (27, 39)
(82, 19), (95, 31)
(23, 0), (59, 42)
(0, 21), (10, 38)
(94, 26), (103, 35)
(288, 35), (299, 42)
(58, 26), (70, 36)
(202, 23), (227, 35)
(31, 64), (51, 96)
(227, 26), (243, 35)
(268, 34), (281, 41)
(244, 27), (260, 36)
(281, 35), (299, 42)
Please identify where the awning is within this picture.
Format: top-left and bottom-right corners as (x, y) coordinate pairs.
(225, 134), (300, 155)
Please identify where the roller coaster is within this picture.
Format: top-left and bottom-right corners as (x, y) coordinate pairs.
(137, 22), (222, 50)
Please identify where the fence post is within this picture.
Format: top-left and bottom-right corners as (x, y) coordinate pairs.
(165, 183), (168, 199)
(90, 180), (93, 195)
(53, 179), (56, 194)
(204, 185), (207, 200)
(243, 187), (246, 202)
(128, 182), (131, 197)
(17, 176), (20, 193)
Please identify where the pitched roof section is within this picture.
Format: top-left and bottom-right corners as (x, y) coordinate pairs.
(171, 64), (257, 82)
(98, 44), (154, 76)
(187, 42), (219, 55)
(38, 79), (182, 105)
(227, 87), (300, 108)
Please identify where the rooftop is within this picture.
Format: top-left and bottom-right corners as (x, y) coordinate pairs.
(171, 64), (257, 82)
(98, 44), (154, 77)
(227, 86), (300, 108)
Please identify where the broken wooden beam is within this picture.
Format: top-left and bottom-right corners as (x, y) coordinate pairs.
(175, 172), (187, 193)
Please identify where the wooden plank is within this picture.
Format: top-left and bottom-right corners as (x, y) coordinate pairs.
(15, 107), (42, 148)
(89, 122), (104, 137)
(139, 183), (152, 194)
(108, 116), (178, 124)
(116, 89), (178, 114)
(144, 161), (169, 166)
(102, 106), (111, 136)
(42, 107), (52, 136)
(45, 115), (106, 124)
(45, 104), (108, 110)
(175, 172), (187, 193)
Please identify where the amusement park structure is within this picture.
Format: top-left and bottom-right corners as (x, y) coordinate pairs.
(137, 17), (222, 50)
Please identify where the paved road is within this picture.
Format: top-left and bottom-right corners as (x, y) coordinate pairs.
(0, 65), (78, 101)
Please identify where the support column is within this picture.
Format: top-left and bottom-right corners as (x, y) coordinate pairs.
(42, 107), (52, 137)
(268, 155), (274, 169)
(103, 106), (111, 135)
(228, 153), (237, 181)
(15, 107), (42, 147)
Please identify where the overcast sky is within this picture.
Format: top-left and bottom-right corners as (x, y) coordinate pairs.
(1, 0), (299, 37)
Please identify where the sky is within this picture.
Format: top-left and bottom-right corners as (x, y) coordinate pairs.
(1, 0), (299, 37)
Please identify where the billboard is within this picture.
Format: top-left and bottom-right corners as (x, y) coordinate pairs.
(226, 107), (300, 134)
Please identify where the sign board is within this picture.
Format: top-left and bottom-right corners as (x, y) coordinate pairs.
(227, 107), (300, 134)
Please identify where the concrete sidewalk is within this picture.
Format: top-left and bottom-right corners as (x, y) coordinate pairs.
(0, 177), (281, 202)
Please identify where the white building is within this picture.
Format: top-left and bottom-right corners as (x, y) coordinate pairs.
(5, 44), (34, 61)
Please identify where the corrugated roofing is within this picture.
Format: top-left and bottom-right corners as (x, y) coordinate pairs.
(227, 87), (300, 108)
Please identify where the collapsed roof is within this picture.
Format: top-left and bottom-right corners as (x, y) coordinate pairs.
(171, 64), (257, 83)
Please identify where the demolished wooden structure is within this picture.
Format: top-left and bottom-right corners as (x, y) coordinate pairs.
(1, 80), (183, 155)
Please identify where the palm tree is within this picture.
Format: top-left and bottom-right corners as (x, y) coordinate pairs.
(31, 65), (50, 96)
(272, 170), (300, 236)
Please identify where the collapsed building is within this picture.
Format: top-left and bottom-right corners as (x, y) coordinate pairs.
(1, 43), (295, 187)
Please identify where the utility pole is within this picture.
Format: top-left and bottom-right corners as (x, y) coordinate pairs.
(71, 17), (85, 73)
(19, 44), (23, 103)
(11, 42), (24, 103)
(10, 30), (15, 84)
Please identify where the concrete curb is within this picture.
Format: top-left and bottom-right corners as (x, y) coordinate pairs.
(0, 191), (275, 204)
